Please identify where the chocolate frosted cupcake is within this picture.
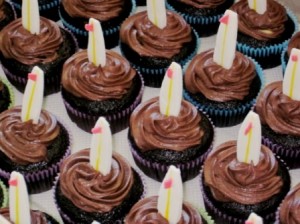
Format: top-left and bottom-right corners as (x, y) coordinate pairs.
(0, 78), (13, 114)
(0, 0), (15, 31)
(230, 0), (298, 69)
(201, 141), (291, 224)
(166, 0), (234, 37)
(0, 180), (8, 208)
(54, 149), (144, 224)
(59, 0), (135, 49)
(120, 10), (198, 87)
(184, 49), (264, 127)
(276, 183), (300, 224)
(282, 31), (300, 72)
(0, 17), (77, 95)
(0, 106), (71, 194)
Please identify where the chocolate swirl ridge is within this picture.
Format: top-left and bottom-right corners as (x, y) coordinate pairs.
(279, 183), (300, 224)
(62, 50), (136, 100)
(0, 17), (63, 64)
(59, 149), (134, 213)
(179, 0), (226, 9)
(130, 97), (204, 151)
(230, 0), (287, 40)
(255, 81), (300, 137)
(62, 0), (123, 21)
(125, 196), (202, 224)
(287, 32), (300, 57)
(184, 49), (256, 102)
(0, 0), (5, 21)
(120, 10), (192, 58)
(0, 106), (60, 165)
(0, 208), (49, 223)
(204, 141), (282, 204)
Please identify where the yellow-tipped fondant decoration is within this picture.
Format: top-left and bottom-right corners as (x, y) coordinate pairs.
(213, 10), (238, 70)
(159, 62), (182, 117)
(90, 117), (112, 175)
(85, 18), (106, 67)
(21, 66), (44, 124)
(22, 0), (40, 34)
(245, 212), (263, 224)
(237, 111), (261, 166)
(248, 0), (267, 15)
(283, 48), (300, 101)
(157, 165), (183, 224)
(147, 0), (167, 29)
(9, 171), (31, 224)
(0, 215), (11, 224)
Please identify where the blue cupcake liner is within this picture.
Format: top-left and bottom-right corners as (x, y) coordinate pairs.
(237, 8), (299, 59)
(0, 179), (8, 208)
(0, 117), (72, 194)
(281, 46), (288, 74)
(12, 0), (59, 11)
(183, 57), (265, 127)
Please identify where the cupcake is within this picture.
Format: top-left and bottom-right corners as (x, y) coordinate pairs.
(255, 48), (300, 169)
(230, 0), (298, 69)
(184, 10), (264, 127)
(10, 0), (60, 21)
(54, 117), (145, 224)
(59, 0), (135, 49)
(0, 171), (59, 223)
(0, 0), (77, 96)
(200, 111), (291, 223)
(0, 0), (15, 31)
(0, 67), (71, 194)
(128, 62), (214, 182)
(276, 183), (300, 224)
(282, 31), (300, 73)
(125, 165), (214, 224)
(61, 18), (144, 133)
(119, 2), (198, 87)
(0, 78), (13, 114)
(166, 0), (234, 37)
(0, 179), (8, 209)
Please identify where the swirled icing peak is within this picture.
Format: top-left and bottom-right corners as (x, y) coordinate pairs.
(62, 50), (136, 100)
(184, 49), (256, 102)
(0, 18), (63, 65)
(0, 106), (60, 165)
(0, 0), (5, 21)
(287, 32), (300, 57)
(255, 81), (300, 137)
(120, 10), (192, 58)
(0, 208), (49, 223)
(179, 0), (226, 9)
(59, 149), (134, 212)
(204, 141), (283, 204)
(279, 183), (300, 224)
(124, 196), (202, 224)
(130, 97), (204, 151)
(61, 0), (124, 21)
(230, 0), (287, 40)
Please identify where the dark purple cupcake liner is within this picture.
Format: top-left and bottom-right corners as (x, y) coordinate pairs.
(62, 72), (144, 134)
(0, 119), (72, 194)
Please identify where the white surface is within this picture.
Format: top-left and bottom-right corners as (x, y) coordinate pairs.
(0, 8), (300, 224)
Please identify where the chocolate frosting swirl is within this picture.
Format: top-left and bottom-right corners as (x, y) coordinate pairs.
(255, 81), (300, 137)
(0, 106), (60, 165)
(204, 141), (283, 204)
(287, 32), (300, 57)
(0, 0), (5, 21)
(179, 0), (226, 8)
(0, 208), (49, 223)
(62, 0), (123, 21)
(279, 183), (300, 224)
(120, 10), (192, 58)
(0, 17), (63, 65)
(184, 49), (256, 102)
(130, 97), (204, 151)
(230, 0), (287, 40)
(59, 149), (134, 213)
(125, 196), (202, 224)
(62, 50), (136, 100)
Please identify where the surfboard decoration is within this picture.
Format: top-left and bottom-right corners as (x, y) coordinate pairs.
(0, 215), (11, 224)
(245, 212), (263, 224)
(248, 0), (267, 15)
(22, 0), (40, 34)
(147, 0), (167, 29)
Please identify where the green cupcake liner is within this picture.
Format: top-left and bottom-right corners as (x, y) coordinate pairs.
(0, 179), (8, 208)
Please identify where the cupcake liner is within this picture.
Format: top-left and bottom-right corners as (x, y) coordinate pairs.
(62, 72), (144, 134)
(128, 110), (214, 182)
(121, 28), (199, 88)
(183, 57), (265, 127)
(135, 0), (145, 6)
(199, 153), (291, 224)
(199, 207), (215, 224)
(0, 77), (15, 109)
(59, 0), (136, 49)
(262, 136), (300, 169)
(237, 8), (298, 69)
(0, 179), (8, 208)
(281, 46), (288, 74)
(0, 119), (72, 194)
